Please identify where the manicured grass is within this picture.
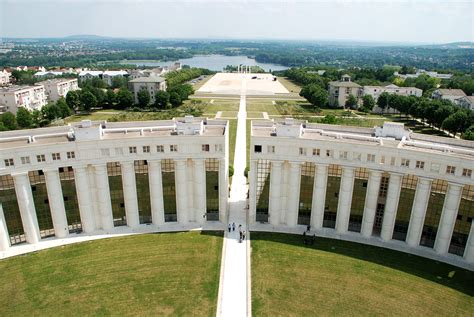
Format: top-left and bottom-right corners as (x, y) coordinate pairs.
(0, 231), (223, 316)
(221, 111), (238, 118)
(251, 232), (474, 316)
(228, 119), (237, 164)
(246, 101), (279, 115)
(203, 100), (240, 114)
(277, 77), (302, 93)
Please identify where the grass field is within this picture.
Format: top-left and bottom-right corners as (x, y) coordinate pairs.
(0, 232), (223, 316)
(251, 232), (474, 316)
(277, 77), (302, 94)
(228, 119), (237, 164)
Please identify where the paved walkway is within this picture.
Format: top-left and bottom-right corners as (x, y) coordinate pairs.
(217, 76), (250, 317)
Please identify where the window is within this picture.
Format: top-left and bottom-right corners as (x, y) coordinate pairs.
(129, 146), (137, 154)
(390, 157), (396, 166)
(215, 144), (223, 153)
(380, 156), (385, 164)
(340, 151), (348, 160)
(115, 147), (123, 155)
(254, 145), (262, 153)
(170, 145), (178, 152)
(462, 168), (472, 177)
(143, 146), (150, 153)
(101, 148), (110, 157)
(367, 154), (375, 163)
(157, 145), (164, 153)
(202, 144), (210, 152)
(416, 161), (425, 169)
(313, 148), (320, 156)
(354, 153), (362, 161)
(52, 153), (61, 161)
(446, 165), (456, 175)
(299, 147), (306, 156)
(66, 151), (75, 159)
(37, 154), (46, 162)
(267, 145), (275, 154)
(431, 163), (440, 173)
(326, 150), (333, 158)
(401, 159), (410, 167)
(21, 156), (30, 165)
(4, 158), (14, 167)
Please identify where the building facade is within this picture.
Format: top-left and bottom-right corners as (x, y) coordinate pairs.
(456, 96), (474, 111)
(432, 89), (467, 103)
(0, 117), (229, 252)
(249, 119), (474, 266)
(128, 77), (167, 104)
(0, 85), (47, 114)
(38, 78), (79, 102)
(328, 75), (362, 107)
(0, 70), (11, 86)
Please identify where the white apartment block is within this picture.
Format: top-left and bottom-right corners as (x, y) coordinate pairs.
(78, 70), (103, 82)
(394, 69), (453, 80)
(128, 77), (167, 104)
(249, 119), (474, 268)
(328, 75), (362, 107)
(102, 70), (128, 86)
(38, 78), (79, 102)
(0, 70), (11, 86)
(432, 89), (467, 104)
(0, 85), (47, 114)
(0, 117), (229, 253)
(363, 84), (422, 101)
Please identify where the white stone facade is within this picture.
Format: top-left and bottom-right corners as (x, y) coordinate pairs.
(128, 77), (167, 104)
(0, 85), (47, 114)
(0, 117), (229, 252)
(0, 70), (11, 86)
(249, 119), (474, 268)
(38, 78), (79, 102)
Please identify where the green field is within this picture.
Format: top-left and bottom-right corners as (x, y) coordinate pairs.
(251, 232), (474, 316)
(0, 232), (223, 316)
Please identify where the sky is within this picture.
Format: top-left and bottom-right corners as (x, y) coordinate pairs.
(0, 0), (473, 44)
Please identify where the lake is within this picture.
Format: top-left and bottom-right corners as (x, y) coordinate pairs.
(121, 55), (288, 72)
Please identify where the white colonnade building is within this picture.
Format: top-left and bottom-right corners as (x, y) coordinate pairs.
(249, 120), (474, 267)
(0, 116), (228, 252)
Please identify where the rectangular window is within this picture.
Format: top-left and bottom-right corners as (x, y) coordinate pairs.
(341, 151), (348, 160)
(66, 151), (75, 159)
(446, 166), (456, 175)
(416, 161), (425, 169)
(21, 156), (30, 165)
(202, 144), (210, 152)
(431, 163), (440, 173)
(142, 146), (150, 153)
(380, 156), (385, 164)
(313, 148), (320, 156)
(367, 154), (375, 163)
(401, 159), (410, 167)
(326, 150), (333, 158)
(37, 154), (46, 162)
(170, 145), (178, 152)
(254, 145), (262, 153)
(214, 144), (223, 153)
(462, 168), (472, 177)
(354, 153), (362, 161)
(129, 146), (137, 154)
(52, 153), (61, 161)
(299, 147), (307, 156)
(101, 148), (110, 157)
(267, 145), (275, 154)
(157, 145), (164, 153)
(4, 158), (14, 167)
(390, 157), (396, 166)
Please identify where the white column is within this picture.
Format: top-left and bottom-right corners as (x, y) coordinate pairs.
(434, 183), (463, 255)
(269, 161), (283, 226)
(249, 160), (257, 224)
(88, 166), (101, 229)
(175, 159), (188, 224)
(44, 169), (69, 238)
(286, 162), (301, 227)
(93, 164), (114, 231)
(0, 204), (10, 251)
(406, 177), (432, 247)
(121, 161), (140, 228)
(380, 173), (402, 241)
(194, 159), (206, 224)
(464, 222), (474, 264)
(186, 160), (195, 222)
(148, 160), (165, 226)
(74, 166), (96, 233)
(12, 172), (40, 244)
(336, 167), (356, 234)
(310, 164), (328, 230)
(218, 158), (228, 223)
(360, 170), (383, 238)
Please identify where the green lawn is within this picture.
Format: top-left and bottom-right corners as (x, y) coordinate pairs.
(252, 232), (474, 316)
(228, 119), (237, 165)
(0, 232), (223, 316)
(277, 77), (302, 94)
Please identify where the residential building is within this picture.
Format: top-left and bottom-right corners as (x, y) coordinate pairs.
(34, 71), (64, 78)
(128, 77), (167, 104)
(456, 95), (474, 111)
(432, 89), (466, 103)
(102, 70), (129, 86)
(0, 70), (11, 86)
(363, 84), (423, 114)
(328, 75), (362, 107)
(78, 70), (103, 82)
(0, 85), (47, 114)
(394, 69), (453, 80)
(38, 78), (79, 102)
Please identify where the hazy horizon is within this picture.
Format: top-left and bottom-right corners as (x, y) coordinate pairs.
(1, 0), (473, 44)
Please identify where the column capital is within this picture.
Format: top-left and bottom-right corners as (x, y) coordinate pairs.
(72, 163), (89, 170)
(447, 182), (464, 190)
(193, 158), (206, 165)
(147, 159), (161, 165)
(289, 161), (302, 168)
(342, 166), (356, 172)
(271, 160), (284, 167)
(388, 171), (404, 178)
(368, 169), (383, 177)
(120, 160), (135, 168)
(10, 171), (29, 177)
(418, 177), (433, 185)
(316, 163), (329, 168)
(42, 167), (59, 173)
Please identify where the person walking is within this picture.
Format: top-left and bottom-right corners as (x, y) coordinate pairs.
(232, 222), (236, 231)
(228, 224), (231, 232)
(242, 231), (246, 241)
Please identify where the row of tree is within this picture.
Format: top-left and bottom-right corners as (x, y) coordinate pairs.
(165, 68), (213, 87)
(136, 84), (194, 109)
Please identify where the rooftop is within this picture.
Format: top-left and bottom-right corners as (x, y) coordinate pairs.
(435, 89), (466, 96)
(37, 78), (77, 85)
(129, 76), (166, 83)
(329, 81), (361, 88)
(0, 85), (44, 93)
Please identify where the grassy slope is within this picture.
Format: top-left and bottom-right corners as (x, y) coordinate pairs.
(252, 232), (474, 316)
(0, 232), (223, 316)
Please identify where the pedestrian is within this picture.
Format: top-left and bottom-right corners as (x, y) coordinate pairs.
(239, 230), (242, 240)
(232, 222), (236, 231)
(242, 231), (246, 241)
(238, 224), (242, 230)
(307, 224), (311, 232)
(228, 224), (231, 232)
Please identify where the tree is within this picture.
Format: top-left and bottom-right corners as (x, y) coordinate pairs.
(462, 125), (474, 140)
(377, 92), (390, 113)
(361, 95), (375, 113)
(79, 91), (97, 112)
(137, 89), (151, 108)
(16, 107), (33, 128)
(106, 89), (117, 107)
(0, 112), (17, 130)
(154, 90), (170, 109)
(169, 92), (182, 107)
(111, 76), (128, 89)
(116, 89), (134, 110)
(66, 90), (80, 111)
(42, 103), (62, 121)
(57, 98), (73, 118)
(442, 111), (468, 136)
(345, 94), (358, 109)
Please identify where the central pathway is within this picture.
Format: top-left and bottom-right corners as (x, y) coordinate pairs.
(217, 75), (249, 316)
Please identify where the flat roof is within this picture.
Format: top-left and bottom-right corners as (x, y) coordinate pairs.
(129, 77), (166, 83)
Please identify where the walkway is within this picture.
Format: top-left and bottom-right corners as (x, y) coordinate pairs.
(217, 76), (250, 316)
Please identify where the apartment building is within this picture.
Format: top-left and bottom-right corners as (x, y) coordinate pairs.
(128, 77), (167, 104)
(0, 85), (47, 114)
(38, 78), (79, 102)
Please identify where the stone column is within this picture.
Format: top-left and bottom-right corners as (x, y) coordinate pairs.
(44, 168), (69, 238)
(12, 172), (40, 244)
(74, 166), (96, 233)
(121, 161), (140, 228)
(93, 164), (114, 231)
(248, 160), (257, 224)
(269, 161), (283, 226)
(194, 159), (206, 225)
(218, 158), (228, 223)
(0, 204), (10, 251)
(148, 160), (165, 226)
(406, 177), (432, 247)
(186, 160), (195, 222)
(310, 164), (328, 230)
(336, 167), (356, 234)
(88, 166), (101, 229)
(286, 162), (301, 227)
(380, 173), (402, 241)
(360, 170), (383, 238)
(464, 222), (474, 264)
(175, 159), (188, 224)
(434, 183), (463, 255)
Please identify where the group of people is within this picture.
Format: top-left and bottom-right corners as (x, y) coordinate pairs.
(228, 222), (246, 243)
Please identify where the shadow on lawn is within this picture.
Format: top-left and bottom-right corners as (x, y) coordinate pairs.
(251, 231), (474, 296)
